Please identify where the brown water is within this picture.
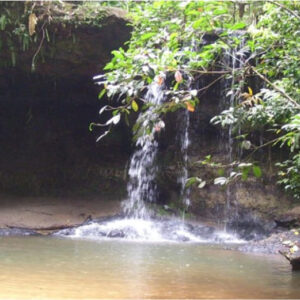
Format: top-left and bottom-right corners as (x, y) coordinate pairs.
(0, 236), (299, 299)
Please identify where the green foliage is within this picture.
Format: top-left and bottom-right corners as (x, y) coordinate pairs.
(277, 153), (300, 200)
(0, 2), (31, 67)
(211, 1), (300, 198)
(95, 1), (300, 198)
(96, 0), (254, 136)
(185, 177), (206, 189)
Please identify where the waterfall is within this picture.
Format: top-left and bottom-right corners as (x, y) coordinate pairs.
(178, 109), (191, 215)
(122, 83), (164, 219)
(69, 59), (246, 243)
(222, 36), (247, 231)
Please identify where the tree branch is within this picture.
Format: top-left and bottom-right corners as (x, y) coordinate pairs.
(267, 1), (300, 21)
(188, 69), (231, 74)
(197, 74), (226, 92)
(31, 20), (47, 72)
(249, 66), (300, 109)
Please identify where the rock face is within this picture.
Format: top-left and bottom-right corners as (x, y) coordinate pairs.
(155, 75), (298, 240)
(0, 4), (132, 198)
(276, 207), (300, 228)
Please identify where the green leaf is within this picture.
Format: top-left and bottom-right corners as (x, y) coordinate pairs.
(111, 50), (124, 60)
(98, 89), (106, 100)
(213, 8), (228, 15)
(141, 32), (156, 41)
(124, 114), (129, 126)
(242, 168), (250, 181)
(112, 109), (119, 116)
(252, 165), (262, 178)
(89, 123), (95, 132)
(227, 22), (246, 30)
(132, 100), (139, 112)
(104, 62), (114, 71)
(173, 82), (179, 91)
(185, 177), (199, 188)
(192, 19), (203, 29)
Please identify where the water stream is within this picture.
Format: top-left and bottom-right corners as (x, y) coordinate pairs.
(222, 36), (247, 231)
(122, 83), (164, 219)
(0, 236), (299, 299)
(178, 109), (191, 212)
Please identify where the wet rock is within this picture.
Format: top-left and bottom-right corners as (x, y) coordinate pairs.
(280, 247), (300, 271)
(239, 228), (300, 266)
(0, 227), (40, 236)
(107, 229), (125, 238)
(191, 225), (215, 239)
(53, 227), (77, 236)
(276, 206), (300, 229)
(171, 233), (190, 242)
(227, 210), (276, 241)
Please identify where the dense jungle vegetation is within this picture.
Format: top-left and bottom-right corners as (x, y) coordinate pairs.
(1, 1), (300, 199)
(92, 0), (300, 200)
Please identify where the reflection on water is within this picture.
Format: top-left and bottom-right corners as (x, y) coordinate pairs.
(0, 236), (299, 299)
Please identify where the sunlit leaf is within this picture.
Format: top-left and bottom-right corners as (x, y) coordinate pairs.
(214, 177), (228, 185)
(106, 114), (121, 125)
(28, 13), (37, 36)
(198, 180), (206, 189)
(99, 105), (108, 115)
(98, 89), (106, 100)
(248, 87), (253, 96)
(132, 100), (139, 112)
(96, 130), (110, 142)
(185, 101), (195, 112)
(141, 32), (156, 41)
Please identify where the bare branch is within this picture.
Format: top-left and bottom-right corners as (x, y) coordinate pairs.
(197, 74), (226, 92)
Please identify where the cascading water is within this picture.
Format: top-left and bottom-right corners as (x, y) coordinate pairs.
(56, 71), (244, 243)
(122, 83), (164, 219)
(221, 35), (247, 231)
(177, 109), (191, 217)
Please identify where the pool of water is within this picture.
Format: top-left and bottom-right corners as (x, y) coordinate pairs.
(0, 236), (299, 299)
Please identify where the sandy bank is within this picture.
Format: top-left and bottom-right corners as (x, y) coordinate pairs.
(0, 195), (121, 231)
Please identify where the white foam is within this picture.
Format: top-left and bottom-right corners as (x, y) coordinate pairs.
(61, 218), (245, 244)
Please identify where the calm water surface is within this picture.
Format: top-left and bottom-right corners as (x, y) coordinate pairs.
(0, 236), (299, 299)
